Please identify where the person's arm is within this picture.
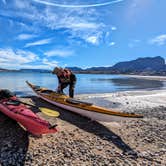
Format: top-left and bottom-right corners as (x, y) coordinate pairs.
(56, 76), (62, 92)
(71, 73), (76, 85)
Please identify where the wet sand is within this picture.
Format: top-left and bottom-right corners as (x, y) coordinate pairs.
(0, 89), (166, 165)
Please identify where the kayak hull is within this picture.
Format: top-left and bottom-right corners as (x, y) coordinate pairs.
(26, 81), (143, 122)
(0, 96), (57, 135)
(39, 94), (131, 122)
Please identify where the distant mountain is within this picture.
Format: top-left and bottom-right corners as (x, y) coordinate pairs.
(0, 68), (10, 71)
(111, 56), (165, 72)
(19, 69), (51, 73)
(86, 67), (112, 71)
(66, 67), (84, 72)
(84, 67), (112, 74)
(77, 56), (166, 75)
(0, 68), (7, 70)
(1, 56), (166, 76)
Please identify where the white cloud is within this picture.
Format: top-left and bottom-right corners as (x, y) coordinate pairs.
(70, 22), (100, 29)
(86, 36), (99, 45)
(14, 0), (31, 9)
(0, 48), (39, 69)
(0, 48), (58, 70)
(105, 31), (113, 46)
(149, 34), (166, 46)
(60, 19), (104, 45)
(25, 38), (52, 47)
(17, 34), (37, 40)
(44, 49), (74, 57)
(0, 48), (59, 69)
(42, 58), (59, 68)
(20, 64), (52, 69)
(109, 42), (115, 46)
(1, 0), (118, 46)
(27, 2), (105, 45)
(111, 26), (117, 31)
(41, 9), (105, 45)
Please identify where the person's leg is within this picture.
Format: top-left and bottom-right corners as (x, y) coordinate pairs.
(69, 82), (75, 98)
(58, 83), (68, 94)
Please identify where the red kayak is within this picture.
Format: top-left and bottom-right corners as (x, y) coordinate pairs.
(0, 90), (57, 135)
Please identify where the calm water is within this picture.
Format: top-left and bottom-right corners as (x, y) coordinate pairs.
(0, 72), (165, 96)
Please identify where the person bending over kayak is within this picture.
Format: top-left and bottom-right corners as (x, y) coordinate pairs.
(52, 67), (76, 98)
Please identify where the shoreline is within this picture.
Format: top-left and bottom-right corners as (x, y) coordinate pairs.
(0, 89), (166, 165)
(77, 88), (166, 111)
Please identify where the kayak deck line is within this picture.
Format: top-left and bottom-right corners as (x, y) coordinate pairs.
(26, 81), (143, 121)
(2, 101), (57, 126)
(1, 99), (57, 125)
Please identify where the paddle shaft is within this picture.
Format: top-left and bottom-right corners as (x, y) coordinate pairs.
(14, 99), (40, 109)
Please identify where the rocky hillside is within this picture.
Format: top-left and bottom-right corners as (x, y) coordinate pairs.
(111, 56), (165, 73)
(0, 68), (9, 71)
(83, 56), (166, 75)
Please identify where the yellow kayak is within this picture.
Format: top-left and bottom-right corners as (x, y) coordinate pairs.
(26, 81), (143, 122)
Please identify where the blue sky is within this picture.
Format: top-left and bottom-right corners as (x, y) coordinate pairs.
(0, 0), (166, 69)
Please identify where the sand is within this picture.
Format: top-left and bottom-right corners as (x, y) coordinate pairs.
(0, 88), (166, 165)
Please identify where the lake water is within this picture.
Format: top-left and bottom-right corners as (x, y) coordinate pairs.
(0, 72), (165, 97)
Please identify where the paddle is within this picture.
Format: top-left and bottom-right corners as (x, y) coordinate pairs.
(11, 100), (60, 117)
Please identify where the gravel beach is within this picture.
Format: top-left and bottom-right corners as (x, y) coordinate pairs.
(0, 89), (166, 166)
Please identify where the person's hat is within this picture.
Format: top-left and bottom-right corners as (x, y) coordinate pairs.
(52, 67), (61, 74)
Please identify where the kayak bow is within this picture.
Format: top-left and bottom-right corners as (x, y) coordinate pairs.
(0, 95), (57, 135)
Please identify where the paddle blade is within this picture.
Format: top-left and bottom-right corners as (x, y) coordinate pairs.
(39, 107), (60, 117)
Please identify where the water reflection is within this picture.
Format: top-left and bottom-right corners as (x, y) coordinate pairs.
(91, 77), (165, 90)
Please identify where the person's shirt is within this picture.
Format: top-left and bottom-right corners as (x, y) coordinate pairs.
(57, 69), (76, 84)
